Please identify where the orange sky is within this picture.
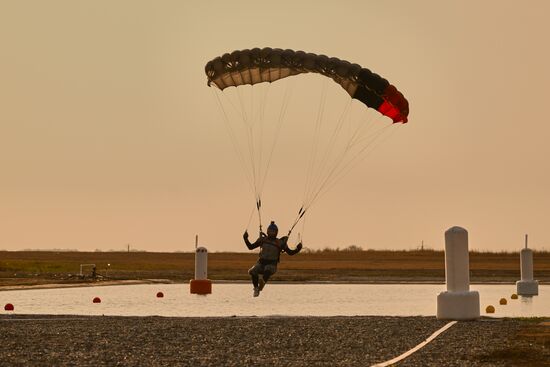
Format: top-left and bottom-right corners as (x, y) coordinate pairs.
(1, 1), (549, 252)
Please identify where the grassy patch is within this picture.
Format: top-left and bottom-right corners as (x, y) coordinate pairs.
(1, 250), (549, 285)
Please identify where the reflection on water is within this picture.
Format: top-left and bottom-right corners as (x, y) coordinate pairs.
(0, 284), (548, 317)
(520, 296), (533, 305)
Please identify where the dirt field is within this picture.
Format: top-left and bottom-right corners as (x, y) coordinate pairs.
(1, 249), (549, 287)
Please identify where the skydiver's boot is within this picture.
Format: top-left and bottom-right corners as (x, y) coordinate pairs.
(251, 273), (260, 297)
(258, 278), (265, 292)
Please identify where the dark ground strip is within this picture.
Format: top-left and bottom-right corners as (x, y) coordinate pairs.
(0, 316), (548, 366)
(0, 316), (446, 366)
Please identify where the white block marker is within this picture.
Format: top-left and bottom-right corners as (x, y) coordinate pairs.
(437, 226), (480, 320)
(516, 234), (539, 296)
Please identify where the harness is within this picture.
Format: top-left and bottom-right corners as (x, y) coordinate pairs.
(259, 238), (284, 263)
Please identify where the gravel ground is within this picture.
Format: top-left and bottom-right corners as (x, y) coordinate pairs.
(401, 318), (550, 367)
(0, 315), (547, 366)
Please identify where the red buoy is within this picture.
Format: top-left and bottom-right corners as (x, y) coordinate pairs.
(92, 297), (101, 303)
(156, 292), (164, 298)
(4, 303), (14, 311)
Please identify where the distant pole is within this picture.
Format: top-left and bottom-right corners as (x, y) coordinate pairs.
(127, 244), (130, 253)
(421, 240), (424, 251)
(195, 235), (198, 249)
(525, 234), (528, 249)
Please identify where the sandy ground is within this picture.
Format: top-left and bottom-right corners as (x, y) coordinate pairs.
(0, 315), (548, 366)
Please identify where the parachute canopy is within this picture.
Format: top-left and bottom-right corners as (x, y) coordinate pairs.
(205, 47), (409, 123)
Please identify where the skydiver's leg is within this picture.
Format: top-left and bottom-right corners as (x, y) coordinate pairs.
(248, 263), (263, 288)
(260, 264), (277, 289)
(251, 274), (259, 288)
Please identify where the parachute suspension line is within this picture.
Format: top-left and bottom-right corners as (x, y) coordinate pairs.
(246, 203), (256, 231)
(255, 84), (262, 200)
(237, 88), (260, 203)
(287, 206), (306, 236)
(302, 98), (352, 211)
(308, 125), (388, 209)
(290, 79), (351, 236)
(302, 78), (329, 209)
(253, 84), (263, 233)
(258, 79), (294, 196)
(235, 86), (261, 232)
(305, 111), (383, 208)
(237, 85), (262, 231)
(215, 80), (293, 235)
(253, 80), (293, 233)
(211, 86), (266, 234)
(255, 83), (271, 197)
(346, 110), (384, 150)
(295, 103), (398, 227)
(233, 83), (276, 234)
(291, 78), (328, 231)
(297, 213), (307, 244)
(310, 122), (398, 209)
(256, 197), (263, 234)
(300, 97), (352, 216)
(211, 88), (255, 193)
(250, 83), (272, 234)
(304, 100), (351, 208)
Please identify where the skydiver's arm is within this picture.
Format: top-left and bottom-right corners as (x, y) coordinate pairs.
(243, 231), (261, 250)
(283, 238), (302, 256)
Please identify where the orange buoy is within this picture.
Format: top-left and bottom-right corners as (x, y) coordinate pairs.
(511, 293), (518, 299)
(499, 298), (507, 305)
(156, 291), (164, 298)
(92, 297), (101, 303)
(190, 279), (212, 295)
(4, 303), (14, 311)
(486, 305), (495, 313)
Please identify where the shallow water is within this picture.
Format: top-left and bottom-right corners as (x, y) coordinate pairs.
(0, 283), (548, 317)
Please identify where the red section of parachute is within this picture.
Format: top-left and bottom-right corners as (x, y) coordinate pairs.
(378, 101), (404, 123)
(380, 85), (409, 123)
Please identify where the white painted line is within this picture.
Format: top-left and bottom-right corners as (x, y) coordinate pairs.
(371, 321), (457, 367)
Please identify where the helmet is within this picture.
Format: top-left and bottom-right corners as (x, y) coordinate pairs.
(267, 221), (278, 235)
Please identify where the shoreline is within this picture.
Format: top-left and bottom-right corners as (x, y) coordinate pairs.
(0, 279), (172, 292)
(2, 278), (546, 292)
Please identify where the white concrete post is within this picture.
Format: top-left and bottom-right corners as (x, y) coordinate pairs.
(190, 235), (212, 294)
(437, 226), (480, 320)
(516, 234), (539, 296)
(520, 248), (533, 281)
(194, 247), (208, 280)
(444, 227), (470, 292)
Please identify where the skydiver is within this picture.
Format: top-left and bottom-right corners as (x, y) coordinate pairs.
(243, 221), (302, 297)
